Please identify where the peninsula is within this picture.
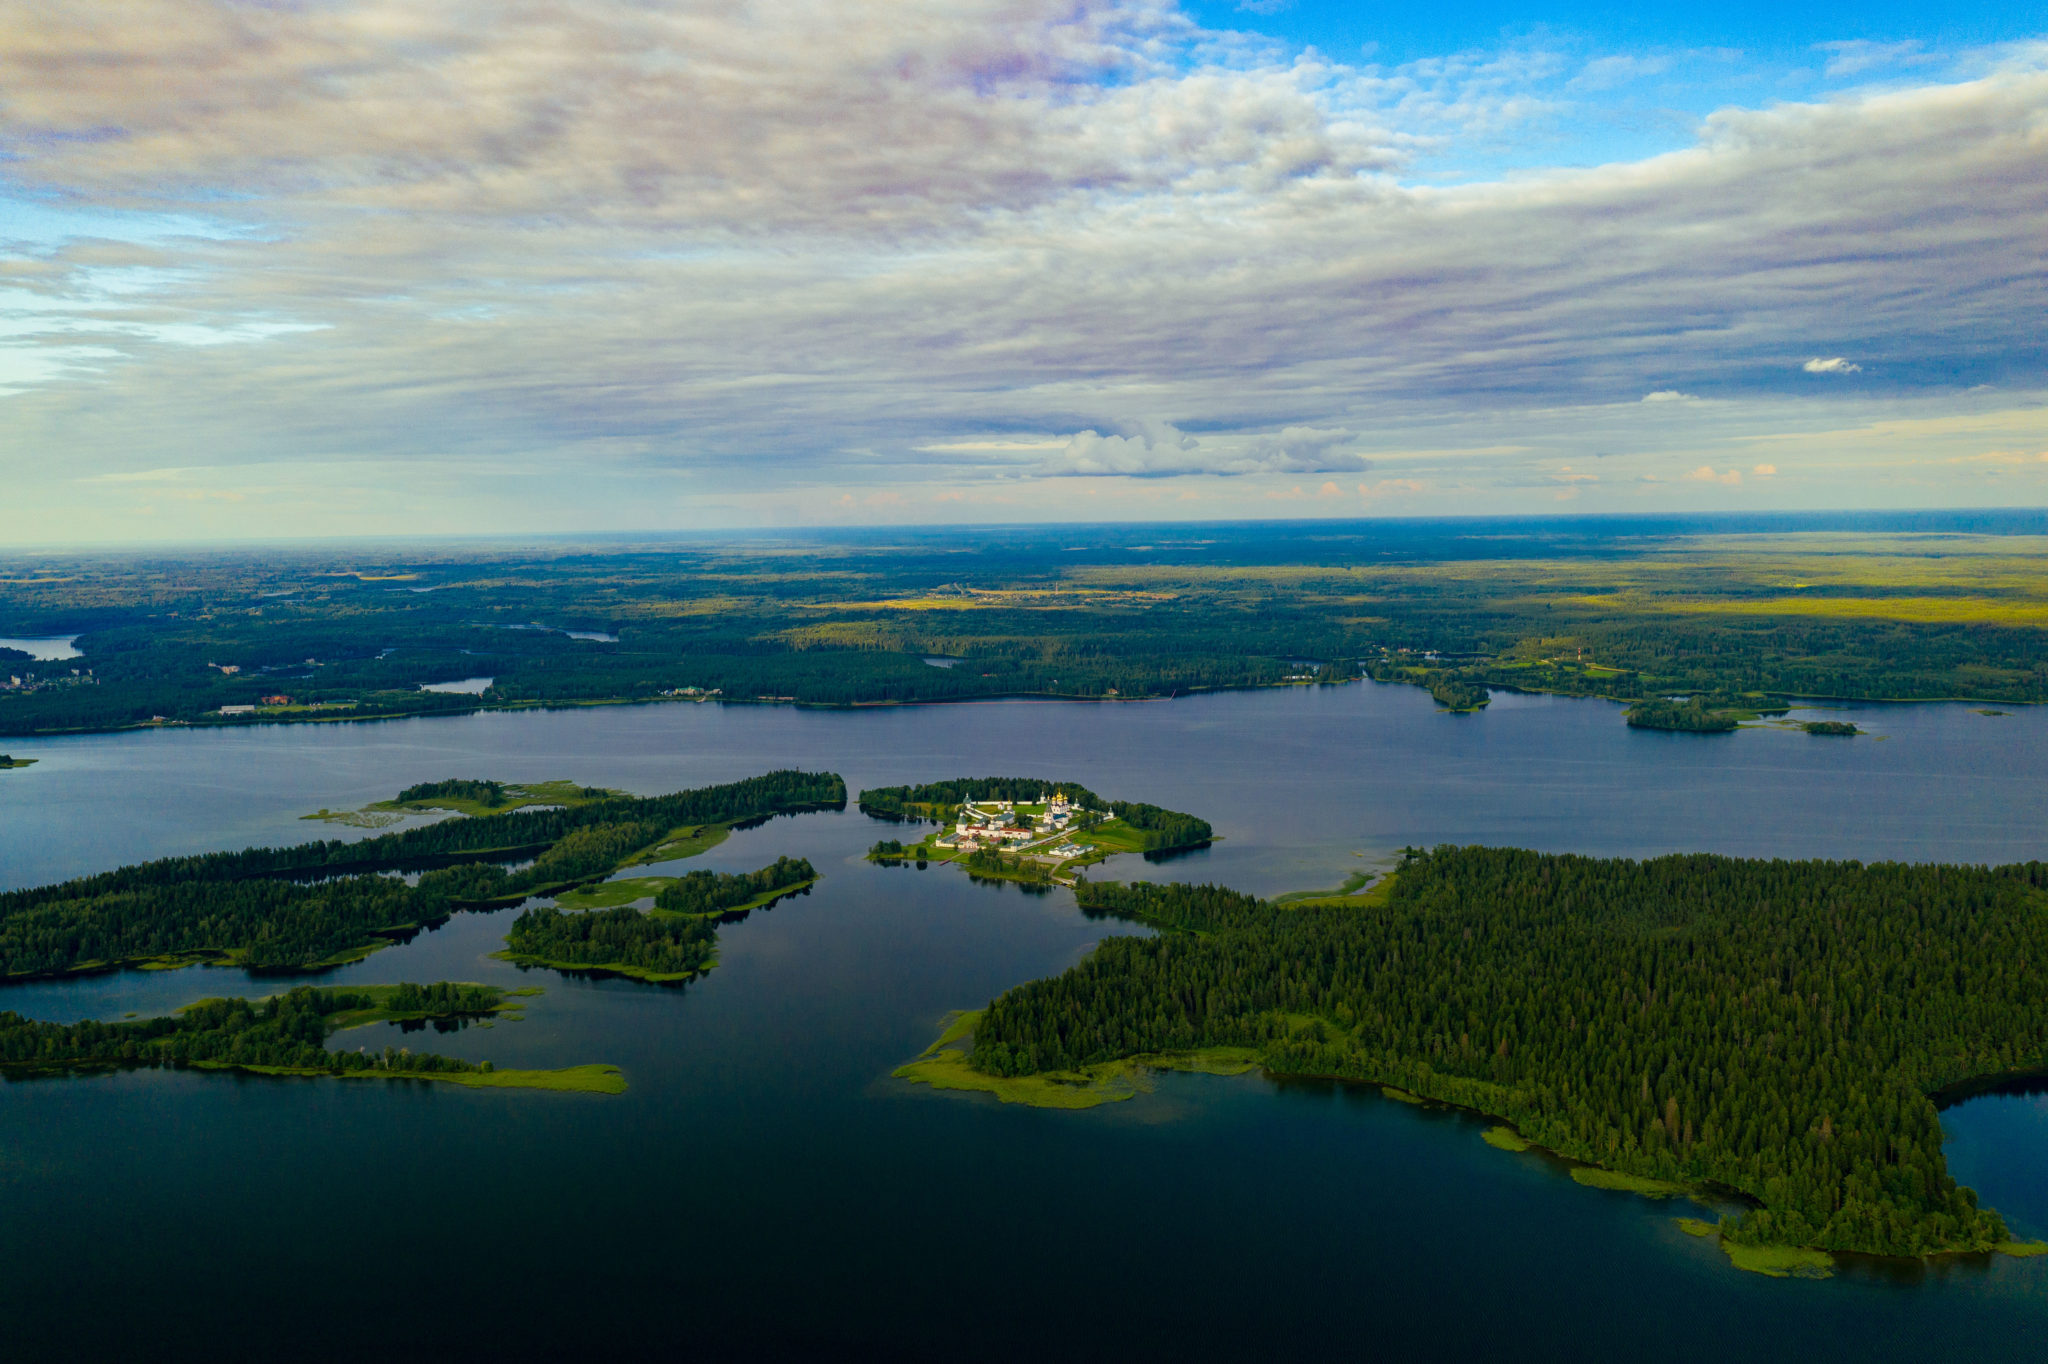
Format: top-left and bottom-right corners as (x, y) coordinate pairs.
(0, 769), (845, 980)
(903, 849), (2048, 1272)
(0, 981), (624, 1093)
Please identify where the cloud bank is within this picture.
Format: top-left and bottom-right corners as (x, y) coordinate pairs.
(0, 4), (2044, 536)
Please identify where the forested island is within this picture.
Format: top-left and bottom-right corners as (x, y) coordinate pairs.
(860, 777), (1210, 882)
(0, 981), (624, 1093)
(4, 521), (2047, 739)
(501, 856), (818, 982)
(0, 754), (32, 768)
(905, 849), (2048, 1269)
(0, 769), (844, 979)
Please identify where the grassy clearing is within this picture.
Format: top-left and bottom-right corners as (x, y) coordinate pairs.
(1721, 1242), (1836, 1278)
(1569, 1168), (1696, 1197)
(1997, 1240), (2048, 1257)
(1276, 875), (1396, 913)
(203, 1060), (626, 1094)
(553, 876), (674, 910)
(1676, 1217), (1719, 1238)
(893, 1011), (1257, 1108)
(1483, 1126), (1533, 1152)
(621, 823), (730, 866)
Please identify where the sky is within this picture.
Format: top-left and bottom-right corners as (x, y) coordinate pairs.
(1, 1), (2045, 542)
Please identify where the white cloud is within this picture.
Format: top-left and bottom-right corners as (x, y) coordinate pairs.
(1, 8), (2046, 534)
(1817, 40), (1930, 80)
(1683, 465), (1744, 486)
(1753, 463), (1778, 476)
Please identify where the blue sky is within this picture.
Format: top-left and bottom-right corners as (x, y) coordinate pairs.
(1, 1), (2044, 541)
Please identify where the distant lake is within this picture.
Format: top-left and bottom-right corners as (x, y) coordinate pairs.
(2, 684), (2046, 1358)
(0, 635), (80, 661)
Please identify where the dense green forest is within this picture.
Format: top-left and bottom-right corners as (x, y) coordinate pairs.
(395, 778), (509, 806)
(653, 857), (815, 916)
(506, 857), (815, 979)
(0, 770), (843, 978)
(1624, 699), (1741, 732)
(968, 850), (2048, 1258)
(506, 905), (720, 980)
(0, 982), (502, 1079)
(4, 522), (2046, 737)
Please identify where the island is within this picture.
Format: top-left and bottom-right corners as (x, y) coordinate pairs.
(0, 754), (32, 768)
(0, 981), (624, 1093)
(1802, 720), (1859, 736)
(498, 856), (818, 982)
(900, 848), (2048, 1275)
(0, 769), (845, 980)
(305, 776), (625, 828)
(860, 777), (1210, 885)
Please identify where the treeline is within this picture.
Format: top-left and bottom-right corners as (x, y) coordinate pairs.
(974, 849), (2048, 1258)
(653, 857), (814, 916)
(0, 770), (844, 978)
(507, 907), (717, 978)
(396, 778), (507, 806)
(1625, 699), (1739, 732)
(0, 983), (500, 1078)
(1104, 801), (1212, 851)
(859, 777), (1107, 820)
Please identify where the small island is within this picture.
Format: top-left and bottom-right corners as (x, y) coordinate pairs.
(305, 776), (626, 828)
(1802, 720), (1859, 736)
(859, 778), (1210, 885)
(0, 981), (624, 1093)
(0, 754), (34, 769)
(0, 769), (845, 981)
(498, 857), (818, 982)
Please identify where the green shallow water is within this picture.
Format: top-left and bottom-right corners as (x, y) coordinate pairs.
(2, 684), (2047, 1358)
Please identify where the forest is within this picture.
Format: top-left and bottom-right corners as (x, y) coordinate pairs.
(0, 982), (504, 1079)
(4, 519), (2048, 738)
(0, 770), (844, 978)
(506, 857), (815, 979)
(967, 849), (2048, 1258)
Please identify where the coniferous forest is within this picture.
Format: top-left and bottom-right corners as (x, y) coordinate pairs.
(969, 849), (2048, 1257)
(505, 857), (817, 979)
(0, 771), (843, 977)
(0, 983), (501, 1078)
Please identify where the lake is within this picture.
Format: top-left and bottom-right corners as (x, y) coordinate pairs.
(2, 682), (2045, 1359)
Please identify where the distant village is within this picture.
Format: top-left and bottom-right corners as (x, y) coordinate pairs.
(932, 789), (1101, 862)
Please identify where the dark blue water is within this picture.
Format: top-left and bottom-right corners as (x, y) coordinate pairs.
(2, 683), (2045, 1359)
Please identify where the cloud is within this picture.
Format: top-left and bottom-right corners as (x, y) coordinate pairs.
(1753, 463), (1777, 476)
(1816, 40), (1930, 80)
(1683, 465), (1743, 486)
(1042, 424), (1368, 478)
(1, 9), (2047, 534)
